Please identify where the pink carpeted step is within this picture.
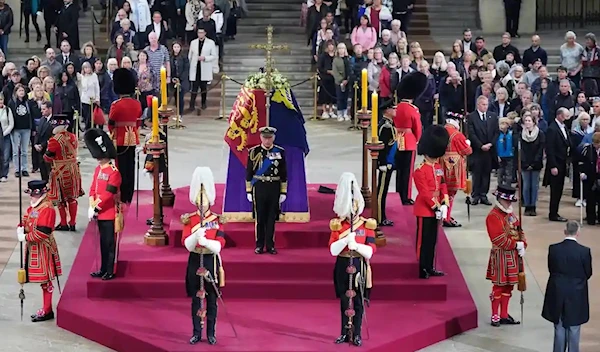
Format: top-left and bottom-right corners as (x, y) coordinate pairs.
(87, 277), (447, 301)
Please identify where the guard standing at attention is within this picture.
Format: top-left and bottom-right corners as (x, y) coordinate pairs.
(17, 180), (62, 322)
(108, 68), (142, 204)
(246, 126), (287, 255)
(413, 125), (450, 279)
(181, 167), (226, 346)
(377, 107), (397, 226)
(43, 114), (84, 231)
(85, 128), (122, 281)
(329, 172), (376, 347)
(393, 72), (426, 205)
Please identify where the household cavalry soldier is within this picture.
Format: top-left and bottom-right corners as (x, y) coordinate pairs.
(143, 128), (167, 226)
(181, 167), (226, 346)
(246, 126), (287, 255)
(486, 184), (526, 327)
(85, 128), (123, 281)
(413, 125), (450, 279)
(393, 72), (426, 205)
(329, 172), (376, 347)
(16, 180), (62, 322)
(108, 68), (142, 204)
(440, 112), (473, 228)
(376, 107), (397, 226)
(43, 114), (84, 232)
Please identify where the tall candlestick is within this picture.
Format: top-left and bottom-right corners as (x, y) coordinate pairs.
(152, 97), (159, 141)
(361, 69), (368, 110)
(371, 92), (378, 141)
(160, 66), (167, 108)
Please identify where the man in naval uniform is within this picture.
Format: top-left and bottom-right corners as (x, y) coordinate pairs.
(181, 167), (226, 346)
(376, 107), (397, 226)
(246, 126), (288, 255)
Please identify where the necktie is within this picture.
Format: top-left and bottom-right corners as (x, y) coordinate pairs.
(481, 112), (485, 121)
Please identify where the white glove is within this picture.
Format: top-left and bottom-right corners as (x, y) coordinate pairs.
(466, 139), (471, 146)
(581, 173), (587, 181)
(88, 207), (96, 221)
(348, 240), (358, 251)
(247, 194), (253, 202)
(348, 231), (356, 243)
(17, 226), (25, 242)
(279, 194), (287, 203)
(135, 146), (143, 154)
(198, 236), (209, 247)
(516, 241), (525, 251)
(518, 248), (526, 257)
(378, 165), (387, 172)
(440, 205), (448, 220)
(195, 228), (206, 240)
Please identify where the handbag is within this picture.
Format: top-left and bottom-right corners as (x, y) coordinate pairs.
(231, 1), (242, 18)
(93, 105), (106, 126)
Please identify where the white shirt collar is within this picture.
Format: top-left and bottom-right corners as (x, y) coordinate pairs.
(555, 118), (565, 129)
(565, 236), (577, 241)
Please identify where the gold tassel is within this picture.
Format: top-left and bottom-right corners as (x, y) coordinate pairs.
(366, 263), (373, 289)
(115, 211), (124, 233)
(218, 254), (225, 287)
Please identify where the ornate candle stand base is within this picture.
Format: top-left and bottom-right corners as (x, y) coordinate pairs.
(366, 140), (387, 248)
(145, 140), (168, 246)
(159, 107), (176, 207)
(357, 111), (372, 207)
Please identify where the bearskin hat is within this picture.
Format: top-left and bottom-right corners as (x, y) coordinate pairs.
(417, 125), (449, 158)
(84, 128), (117, 160)
(113, 68), (136, 95)
(396, 72), (428, 100)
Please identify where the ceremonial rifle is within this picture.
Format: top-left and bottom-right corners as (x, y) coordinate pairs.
(16, 146), (26, 321)
(516, 138), (526, 325)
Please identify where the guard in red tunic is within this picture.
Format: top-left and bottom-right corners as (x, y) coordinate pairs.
(413, 125), (450, 279)
(17, 180), (62, 322)
(108, 68), (142, 204)
(393, 72), (427, 205)
(486, 184), (526, 327)
(43, 114), (84, 231)
(441, 113), (473, 228)
(181, 167), (226, 346)
(85, 128), (122, 281)
(329, 172), (376, 347)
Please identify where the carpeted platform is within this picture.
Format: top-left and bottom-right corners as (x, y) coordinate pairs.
(57, 184), (477, 352)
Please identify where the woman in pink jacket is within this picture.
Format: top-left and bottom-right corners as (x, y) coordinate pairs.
(351, 15), (377, 52)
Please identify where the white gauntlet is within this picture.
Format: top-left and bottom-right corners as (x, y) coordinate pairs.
(330, 237), (349, 256)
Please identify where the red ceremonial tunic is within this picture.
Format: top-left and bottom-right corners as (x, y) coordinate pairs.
(413, 160), (449, 217)
(181, 211), (227, 250)
(108, 97), (142, 147)
(89, 163), (122, 220)
(328, 217), (378, 254)
(441, 124), (473, 193)
(393, 101), (422, 151)
(43, 130), (84, 203)
(485, 206), (527, 286)
(23, 199), (62, 283)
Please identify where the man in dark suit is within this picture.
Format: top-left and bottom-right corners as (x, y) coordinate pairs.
(144, 11), (171, 47)
(55, 0), (80, 50)
(34, 102), (54, 181)
(57, 40), (80, 72)
(503, 0), (522, 38)
(543, 107), (572, 222)
(467, 96), (498, 205)
(542, 221), (591, 352)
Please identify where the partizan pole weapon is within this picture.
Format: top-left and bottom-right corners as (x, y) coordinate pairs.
(17, 145), (26, 321)
(516, 139), (526, 324)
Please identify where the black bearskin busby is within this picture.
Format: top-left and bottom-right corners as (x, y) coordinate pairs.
(396, 72), (428, 101)
(417, 125), (449, 158)
(113, 68), (136, 95)
(84, 128), (117, 160)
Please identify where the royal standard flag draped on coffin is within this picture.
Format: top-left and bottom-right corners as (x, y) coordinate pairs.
(223, 85), (310, 222)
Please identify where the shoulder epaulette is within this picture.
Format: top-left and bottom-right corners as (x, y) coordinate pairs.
(213, 213), (227, 224)
(329, 218), (342, 231)
(365, 218), (377, 230)
(249, 145), (260, 150)
(180, 213), (193, 225)
(274, 144), (285, 150)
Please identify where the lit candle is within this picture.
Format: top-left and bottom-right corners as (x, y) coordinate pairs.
(160, 66), (167, 108)
(152, 96), (159, 141)
(361, 69), (368, 110)
(371, 92), (378, 141)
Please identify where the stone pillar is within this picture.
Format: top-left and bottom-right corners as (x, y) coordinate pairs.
(479, 0), (536, 35)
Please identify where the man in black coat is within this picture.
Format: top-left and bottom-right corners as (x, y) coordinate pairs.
(55, 0), (80, 50)
(392, 0), (414, 33)
(467, 95), (498, 205)
(493, 32), (522, 63)
(542, 221), (591, 352)
(34, 102), (55, 181)
(144, 11), (171, 47)
(503, 0), (522, 38)
(543, 108), (572, 222)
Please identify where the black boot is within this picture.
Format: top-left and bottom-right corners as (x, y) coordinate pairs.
(334, 335), (349, 344)
(31, 311), (54, 322)
(419, 268), (430, 279)
(531, 206), (537, 216)
(90, 271), (105, 278)
(69, 224), (77, 231)
(207, 336), (217, 345)
(500, 314), (520, 325)
(55, 224), (70, 231)
(428, 269), (445, 277)
(353, 335), (362, 346)
(189, 334), (201, 344)
(523, 206), (530, 216)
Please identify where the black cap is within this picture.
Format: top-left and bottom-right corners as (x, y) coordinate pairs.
(49, 114), (70, 127)
(25, 180), (48, 196)
(259, 126), (277, 136)
(493, 184), (518, 202)
(84, 128), (117, 160)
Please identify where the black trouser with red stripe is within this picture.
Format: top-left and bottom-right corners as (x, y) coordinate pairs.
(415, 216), (439, 273)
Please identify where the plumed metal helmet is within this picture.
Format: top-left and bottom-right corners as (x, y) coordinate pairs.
(84, 128), (117, 160)
(189, 167), (216, 207)
(417, 125), (449, 158)
(396, 72), (428, 100)
(113, 68), (136, 95)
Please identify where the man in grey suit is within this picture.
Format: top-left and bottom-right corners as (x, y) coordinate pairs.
(542, 221), (592, 352)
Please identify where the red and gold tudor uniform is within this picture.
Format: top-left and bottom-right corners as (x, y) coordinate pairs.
(85, 129), (122, 281)
(329, 216), (376, 346)
(107, 68), (142, 204)
(18, 180), (62, 322)
(486, 186), (527, 326)
(181, 211), (226, 345)
(43, 115), (84, 231)
(440, 118), (473, 227)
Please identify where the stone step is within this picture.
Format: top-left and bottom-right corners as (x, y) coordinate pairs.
(236, 25), (305, 35)
(223, 46), (311, 55)
(250, 0), (303, 3)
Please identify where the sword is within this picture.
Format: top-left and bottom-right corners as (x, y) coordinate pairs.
(357, 273), (371, 341)
(206, 270), (239, 338)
